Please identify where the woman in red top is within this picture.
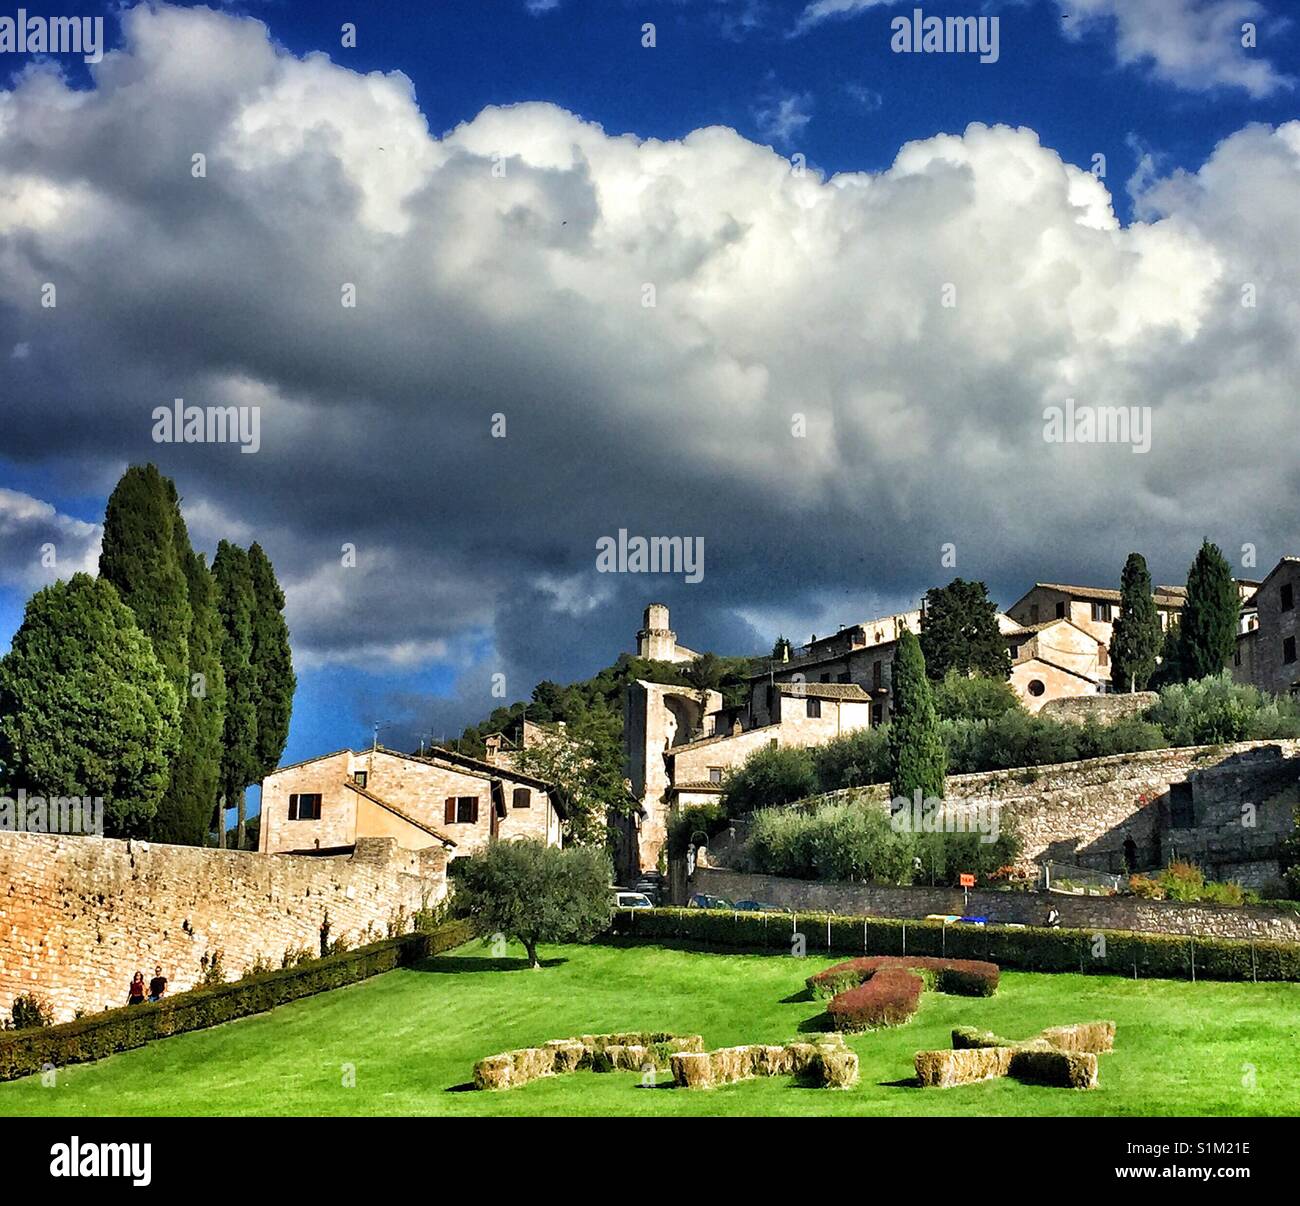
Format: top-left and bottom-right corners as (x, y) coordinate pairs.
(127, 971), (145, 1006)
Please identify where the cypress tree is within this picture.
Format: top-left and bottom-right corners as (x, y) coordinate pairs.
(213, 542), (259, 850)
(157, 546), (227, 845)
(1109, 553), (1161, 692)
(1178, 540), (1240, 680)
(888, 629), (946, 802)
(919, 578), (1011, 681)
(248, 542), (295, 785)
(98, 465), (191, 703)
(0, 575), (179, 836)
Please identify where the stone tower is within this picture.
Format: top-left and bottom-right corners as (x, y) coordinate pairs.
(637, 603), (678, 661)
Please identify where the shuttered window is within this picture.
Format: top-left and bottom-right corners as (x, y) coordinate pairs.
(446, 796), (478, 823)
(512, 788), (531, 809)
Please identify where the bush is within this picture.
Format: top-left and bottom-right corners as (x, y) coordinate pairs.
(1145, 673), (1300, 747)
(612, 907), (1300, 982)
(720, 745), (818, 814)
(808, 956), (998, 1032)
(668, 801), (728, 857)
(0, 919), (474, 1082)
(9, 995), (51, 1031)
(933, 672), (1023, 722)
(810, 727), (892, 792)
(1126, 862), (1246, 906)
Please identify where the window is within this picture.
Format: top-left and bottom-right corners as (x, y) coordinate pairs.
(512, 787), (531, 809)
(1009, 643), (1020, 660)
(1283, 583), (1295, 612)
(819, 673), (831, 683)
(837, 672), (851, 684)
(708, 767), (723, 784)
(289, 793), (321, 821)
(1055, 601), (1066, 619)
(1169, 781), (1194, 829)
(1234, 649), (1242, 668)
(1091, 602), (1113, 622)
(871, 703), (883, 726)
(444, 796), (479, 824)
(352, 771), (367, 789)
(806, 697), (822, 718)
(1027, 679), (1046, 697)
(1285, 637), (1297, 666)
(872, 661), (882, 690)
(1097, 646), (1108, 667)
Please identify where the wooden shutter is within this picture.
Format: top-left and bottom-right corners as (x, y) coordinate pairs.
(444, 797), (456, 824)
(288, 794), (298, 820)
(469, 797), (479, 823)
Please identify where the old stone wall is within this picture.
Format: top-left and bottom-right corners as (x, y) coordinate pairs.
(0, 831), (447, 1023)
(1039, 692), (1159, 724)
(688, 867), (1300, 942)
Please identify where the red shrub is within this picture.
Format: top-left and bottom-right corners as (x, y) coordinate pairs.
(810, 956), (1000, 1030)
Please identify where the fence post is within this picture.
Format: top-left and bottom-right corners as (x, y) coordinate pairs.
(827, 917), (831, 951)
(862, 918), (867, 954)
(902, 921), (906, 956)
(1251, 941), (1257, 983)
(1190, 937), (1196, 983)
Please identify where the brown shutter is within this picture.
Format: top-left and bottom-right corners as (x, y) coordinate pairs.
(288, 794), (298, 820)
(444, 797), (456, 824)
(470, 797), (479, 824)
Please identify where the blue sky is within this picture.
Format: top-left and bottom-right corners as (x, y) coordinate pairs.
(1, 0), (1298, 783)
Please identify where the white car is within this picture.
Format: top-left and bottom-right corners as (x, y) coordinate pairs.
(612, 889), (654, 910)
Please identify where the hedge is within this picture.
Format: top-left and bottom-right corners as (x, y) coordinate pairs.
(611, 907), (1300, 982)
(0, 918), (475, 1082)
(807, 956), (998, 1031)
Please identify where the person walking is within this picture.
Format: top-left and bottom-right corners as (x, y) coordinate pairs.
(127, 971), (145, 1006)
(148, 965), (168, 1002)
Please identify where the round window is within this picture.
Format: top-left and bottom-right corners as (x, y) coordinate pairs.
(1028, 679), (1046, 697)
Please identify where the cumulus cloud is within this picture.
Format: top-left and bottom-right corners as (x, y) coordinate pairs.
(0, 490), (101, 592)
(753, 89), (815, 145)
(2, 4), (1299, 736)
(794, 0), (1291, 95)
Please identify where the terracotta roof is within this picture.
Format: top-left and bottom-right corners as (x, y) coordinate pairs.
(264, 748), (352, 777)
(775, 682), (872, 701)
(377, 745), (557, 796)
(668, 723), (779, 755)
(344, 781), (457, 848)
(1030, 582), (1187, 606)
(669, 781), (726, 794)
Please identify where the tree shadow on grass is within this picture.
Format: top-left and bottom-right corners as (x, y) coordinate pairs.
(410, 955), (568, 974)
(796, 1012), (835, 1034)
(880, 1076), (923, 1089)
(445, 1081), (477, 1093)
(780, 988), (815, 1004)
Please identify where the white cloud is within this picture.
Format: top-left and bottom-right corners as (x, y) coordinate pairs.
(0, 489), (101, 591)
(794, 0), (1292, 95)
(2, 5), (1299, 687)
(753, 90), (814, 145)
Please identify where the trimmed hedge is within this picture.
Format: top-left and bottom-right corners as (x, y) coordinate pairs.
(0, 918), (475, 1082)
(808, 956), (999, 1031)
(612, 907), (1300, 982)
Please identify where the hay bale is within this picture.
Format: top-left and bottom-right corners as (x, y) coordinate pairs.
(544, 1040), (586, 1073)
(607, 1044), (651, 1072)
(1010, 1049), (1099, 1089)
(915, 1047), (1015, 1088)
(752, 1045), (794, 1077)
(818, 1048), (860, 1089)
(671, 1052), (713, 1089)
(951, 1026), (1013, 1050)
(709, 1046), (754, 1084)
(473, 1053), (514, 1091)
(1039, 1022), (1115, 1054)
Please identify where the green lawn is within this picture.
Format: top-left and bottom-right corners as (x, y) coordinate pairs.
(2, 939), (1297, 1116)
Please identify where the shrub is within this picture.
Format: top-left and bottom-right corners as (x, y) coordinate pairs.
(810, 726), (892, 792)
(0, 919), (474, 1082)
(1145, 673), (1300, 747)
(668, 801), (728, 856)
(808, 956), (999, 1031)
(9, 995), (51, 1031)
(720, 745), (819, 814)
(613, 907), (1300, 982)
(933, 672), (1023, 722)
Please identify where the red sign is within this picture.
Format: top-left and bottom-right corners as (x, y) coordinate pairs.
(959, 873), (976, 888)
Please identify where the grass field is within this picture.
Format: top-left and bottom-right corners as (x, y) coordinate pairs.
(2, 939), (1297, 1116)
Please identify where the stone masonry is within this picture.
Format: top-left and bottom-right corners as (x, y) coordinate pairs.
(0, 831), (447, 1023)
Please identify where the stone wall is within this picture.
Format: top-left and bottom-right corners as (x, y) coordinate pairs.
(688, 867), (1300, 942)
(1039, 692), (1158, 724)
(777, 740), (1300, 888)
(0, 831), (447, 1023)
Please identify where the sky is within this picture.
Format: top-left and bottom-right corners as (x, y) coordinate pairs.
(0, 0), (1298, 770)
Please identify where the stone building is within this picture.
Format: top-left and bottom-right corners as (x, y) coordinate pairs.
(1233, 558), (1299, 695)
(1003, 616), (1109, 711)
(635, 603), (699, 664)
(260, 745), (562, 860)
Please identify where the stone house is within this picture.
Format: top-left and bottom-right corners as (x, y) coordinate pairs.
(1004, 616), (1109, 711)
(260, 745), (562, 860)
(1233, 557), (1300, 696)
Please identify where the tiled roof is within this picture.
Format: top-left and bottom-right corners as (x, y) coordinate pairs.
(774, 682), (872, 700)
(669, 781), (726, 794)
(1031, 582), (1187, 606)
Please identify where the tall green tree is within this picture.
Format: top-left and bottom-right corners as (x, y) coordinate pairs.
(213, 542), (258, 849)
(1178, 540), (1240, 681)
(919, 578), (1011, 682)
(158, 546), (228, 845)
(0, 574), (180, 836)
(888, 629), (946, 802)
(97, 464), (191, 702)
(1109, 553), (1162, 692)
(248, 542), (295, 783)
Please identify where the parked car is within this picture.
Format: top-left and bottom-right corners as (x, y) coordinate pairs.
(612, 889), (655, 910)
(733, 899), (789, 913)
(687, 893), (732, 910)
(632, 873), (664, 905)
